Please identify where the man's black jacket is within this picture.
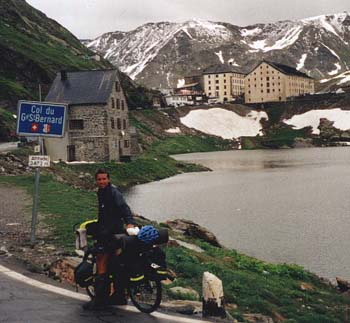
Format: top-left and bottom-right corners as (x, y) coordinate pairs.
(97, 183), (136, 235)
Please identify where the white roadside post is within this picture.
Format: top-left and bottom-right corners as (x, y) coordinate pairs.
(202, 271), (226, 318)
(17, 100), (67, 245)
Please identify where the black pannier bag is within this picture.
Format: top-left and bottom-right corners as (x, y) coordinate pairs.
(144, 246), (168, 281)
(74, 259), (94, 287)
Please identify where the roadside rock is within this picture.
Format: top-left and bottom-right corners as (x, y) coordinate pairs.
(169, 286), (200, 300)
(336, 277), (350, 293)
(49, 257), (81, 284)
(165, 219), (221, 247)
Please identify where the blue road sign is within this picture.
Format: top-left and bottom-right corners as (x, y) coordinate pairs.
(17, 101), (67, 137)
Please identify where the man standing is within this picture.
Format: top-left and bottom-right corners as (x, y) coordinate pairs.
(83, 168), (137, 310)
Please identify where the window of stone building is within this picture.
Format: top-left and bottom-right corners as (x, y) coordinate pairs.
(216, 86), (219, 90)
(111, 118), (115, 129)
(124, 140), (129, 148)
(209, 80), (211, 84)
(123, 119), (127, 129)
(261, 90), (263, 93)
(224, 74), (226, 77)
(121, 100), (125, 110)
(117, 118), (121, 130)
(224, 85), (227, 89)
(69, 119), (84, 130)
(267, 77), (270, 81)
(267, 82), (270, 87)
(248, 90), (251, 94)
(215, 91), (219, 96)
(111, 98), (115, 108)
(224, 79), (226, 83)
(116, 99), (120, 109)
(216, 74), (219, 78)
(209, 92), (212, 96)
(115, 81), (121, 92)
(209, 86), (211, 90)
(224, 92), (227, 95)
(267, 89), (270, 93)
(216, 80), (219, 84)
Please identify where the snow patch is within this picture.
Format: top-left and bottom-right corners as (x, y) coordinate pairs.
(328, 63), (341, 76)
(240, 27), (262, 37)
(180, 108), (268, 139)
(181, 27), (193, 39)
(215, 51), (224, 64)
(337, 75), (350, 85)
(321, 43), (340, 60)
(165, 127), (181, 134)
(249, 26), (302, 52)
(283, 108), (350, 135)
(228, 58), (239, 66)
(297, 54), (307, 70)
(177, 79), (185, 88)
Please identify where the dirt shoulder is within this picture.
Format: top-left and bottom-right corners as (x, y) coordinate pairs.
(0, 185), (64, 271)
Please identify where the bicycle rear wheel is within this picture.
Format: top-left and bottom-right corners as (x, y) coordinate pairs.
(128, 279), (162, 313)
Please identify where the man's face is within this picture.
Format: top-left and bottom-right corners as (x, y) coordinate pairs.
(96, 173), (110, 189)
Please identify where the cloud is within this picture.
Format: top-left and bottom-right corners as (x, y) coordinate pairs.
(26, 0), (350, 38)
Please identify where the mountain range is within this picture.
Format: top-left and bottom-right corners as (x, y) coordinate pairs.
(85, 13), (350, 92)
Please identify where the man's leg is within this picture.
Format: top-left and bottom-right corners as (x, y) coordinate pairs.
(109, 249), (128, 305)
(83, 254), (110, 310)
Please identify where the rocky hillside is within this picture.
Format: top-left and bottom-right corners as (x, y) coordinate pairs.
(86, 13), (350, 91)
(0, 0), (111, 110)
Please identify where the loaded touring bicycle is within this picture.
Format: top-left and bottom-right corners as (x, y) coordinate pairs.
(74, 221), (171, 313)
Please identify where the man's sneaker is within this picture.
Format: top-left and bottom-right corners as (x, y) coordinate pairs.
(108, 293), (128, 305)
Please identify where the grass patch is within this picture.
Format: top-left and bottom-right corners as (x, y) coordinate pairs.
(165, 243), (350, 322)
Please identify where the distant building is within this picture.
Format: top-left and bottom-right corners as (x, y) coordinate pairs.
(245, 60), (315, 104)
(165, 94), (197, 107)
(45, 69), (133, 162)
(202, 64), (245, 102)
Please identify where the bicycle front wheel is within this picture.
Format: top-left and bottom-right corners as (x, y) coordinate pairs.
(128, 279), (162, 313)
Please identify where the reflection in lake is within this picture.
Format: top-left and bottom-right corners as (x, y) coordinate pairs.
(124, 148), (350, 281)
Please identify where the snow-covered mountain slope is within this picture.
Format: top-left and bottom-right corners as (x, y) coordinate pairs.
(86, 13), (350, 90)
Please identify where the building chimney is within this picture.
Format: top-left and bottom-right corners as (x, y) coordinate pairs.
(60, 70), (67, 81)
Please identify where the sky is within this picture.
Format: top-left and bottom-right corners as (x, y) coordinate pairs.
(26, 0), (350, 39)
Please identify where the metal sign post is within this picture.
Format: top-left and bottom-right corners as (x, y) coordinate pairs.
(17, 100), (67, 245)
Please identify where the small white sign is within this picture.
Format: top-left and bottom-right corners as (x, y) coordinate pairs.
(34, 145), (40, 153)
(29, 155), (50, 167)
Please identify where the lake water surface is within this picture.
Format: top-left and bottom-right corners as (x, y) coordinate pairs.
(124, 148), (350, 281)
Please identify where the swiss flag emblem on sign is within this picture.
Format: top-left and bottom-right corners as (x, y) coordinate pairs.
(31, 123), (39, 132)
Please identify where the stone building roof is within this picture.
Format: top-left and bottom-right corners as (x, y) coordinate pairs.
(202, 64), (245, 75)
(46, 69), (119, 106)
(251, 60), (313, 79)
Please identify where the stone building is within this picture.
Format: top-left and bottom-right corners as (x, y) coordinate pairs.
(45, 69), (133, 162)
(245, 60), (315, 104)
(202, 64), (245, 103)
